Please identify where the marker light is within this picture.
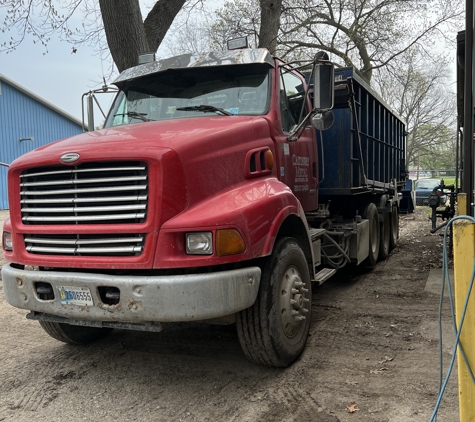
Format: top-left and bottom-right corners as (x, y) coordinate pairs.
(216, 229), (245, 256)
(3, 232), (12, 251)
(227, 37), (249, 51)
(266, 150), (274, 170)
(186, 232), (213, 255)
(138, 52), (156, 64)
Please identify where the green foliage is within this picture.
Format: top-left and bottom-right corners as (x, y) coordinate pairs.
(373, 51), (457, 173)
(414, 124), (456, 169)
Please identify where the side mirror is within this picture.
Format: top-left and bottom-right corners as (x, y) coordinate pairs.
(311, 110), (334, 130)
(313, 61), (334, 111)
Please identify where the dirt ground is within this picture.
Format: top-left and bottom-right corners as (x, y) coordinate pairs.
(0, 208), (459, 422)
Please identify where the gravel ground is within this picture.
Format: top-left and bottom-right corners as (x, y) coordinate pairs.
(0, 208), (459, 421)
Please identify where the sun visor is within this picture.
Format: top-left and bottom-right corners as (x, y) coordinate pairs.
(113, 49), (275, 88)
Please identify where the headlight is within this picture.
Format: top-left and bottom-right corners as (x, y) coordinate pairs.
(186, 232), (213, 255)
(3, 232), (12, 251)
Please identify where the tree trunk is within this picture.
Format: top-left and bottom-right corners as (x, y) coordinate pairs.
(258, 0), (282, 54)
(144, 0), (187, 52)
(99, 0), (186, 72)
(99, 0), (150, 72)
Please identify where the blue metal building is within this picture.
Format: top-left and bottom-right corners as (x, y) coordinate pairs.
(0, 73), (83, 209)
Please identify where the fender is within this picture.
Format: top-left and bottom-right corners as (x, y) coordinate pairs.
(261, 205), (303, 256)
(154, 177), (303, 268)
(262, 205), (316, 279)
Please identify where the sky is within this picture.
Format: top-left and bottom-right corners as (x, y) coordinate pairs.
(1, 37), (112, 123)
(0, 1), (461, 123)
(0, 1), (225, 122)
(0, 5), (117, 122)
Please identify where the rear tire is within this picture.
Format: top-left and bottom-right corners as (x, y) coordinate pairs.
(363, 203), (380, 267)
(378, 211), (390, 260)
(236, 237), (312, 367)
(39, 321), (113, 345)
(389, 206), (399, 250)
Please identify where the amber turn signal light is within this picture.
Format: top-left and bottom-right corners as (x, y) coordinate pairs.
(266, 150), (274, 170)
(216, 229), (245, 256)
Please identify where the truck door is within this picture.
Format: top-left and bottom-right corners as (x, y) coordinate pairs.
(276, 63), (318, 211)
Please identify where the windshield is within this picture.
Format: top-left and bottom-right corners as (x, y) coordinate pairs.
(104, 64), (271, 127)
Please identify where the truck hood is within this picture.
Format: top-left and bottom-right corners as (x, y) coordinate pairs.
(12, 115), (270, 166)
(8, 112), (276, 223)
(5, 114), (277, 270)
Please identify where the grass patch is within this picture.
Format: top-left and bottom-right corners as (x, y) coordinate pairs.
(440, 178), (460, 188)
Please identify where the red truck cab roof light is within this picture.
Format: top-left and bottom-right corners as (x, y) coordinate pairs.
(227, 36), (249, 51)
(138, 52), (156, 64)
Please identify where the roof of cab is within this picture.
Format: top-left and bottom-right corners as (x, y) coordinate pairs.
(113, 48), (275, 87)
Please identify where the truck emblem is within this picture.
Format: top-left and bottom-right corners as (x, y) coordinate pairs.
(60, 153), (80, 163)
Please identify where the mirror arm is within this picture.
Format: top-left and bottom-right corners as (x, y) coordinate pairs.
(287, 110), (316, 142)
(288, 52), (334, 141)
(287, 59), (319, 142)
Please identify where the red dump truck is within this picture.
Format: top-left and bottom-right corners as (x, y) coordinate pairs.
(2, 45), (406, 367)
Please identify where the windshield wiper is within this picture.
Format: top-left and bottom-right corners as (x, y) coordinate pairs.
(175, 105), (232, 116)
(114, 111), (151, 122)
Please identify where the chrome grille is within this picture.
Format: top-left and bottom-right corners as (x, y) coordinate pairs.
(24, 234), (145, 256)
(20, 162), (148, 225)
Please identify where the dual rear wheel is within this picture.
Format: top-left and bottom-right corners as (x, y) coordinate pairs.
(363, 203), (380, 266)
(389, 205), (399, 250)
(384, 204), (399, 255)
(364, 202), (399, 266)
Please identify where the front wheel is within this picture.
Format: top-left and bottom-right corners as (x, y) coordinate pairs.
(39, 320), (113, 345)
(236, 237), (312, 367)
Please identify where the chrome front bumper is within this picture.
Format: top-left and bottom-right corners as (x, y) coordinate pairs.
(1, 264), (261, 322)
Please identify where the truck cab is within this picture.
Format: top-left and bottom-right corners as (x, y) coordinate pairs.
(1, 47), (405, 367)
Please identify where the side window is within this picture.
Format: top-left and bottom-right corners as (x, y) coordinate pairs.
(279, 70), (307, 132)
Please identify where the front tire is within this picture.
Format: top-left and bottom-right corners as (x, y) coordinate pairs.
(39, 321), (113, 345)
(236, 237), (312, 367)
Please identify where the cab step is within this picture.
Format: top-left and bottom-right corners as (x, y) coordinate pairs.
(314, 268), (336, 285)
(309, 228), (326, 240)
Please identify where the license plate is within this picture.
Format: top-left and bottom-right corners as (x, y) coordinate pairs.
(58, 286), (94, 307)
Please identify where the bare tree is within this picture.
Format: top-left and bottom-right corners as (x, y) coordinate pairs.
(211, 0), (463, 84)
(373, 51), (457, 169)
(0, 0), (191, 72)
(210, 0), (262, 50)
(258, 0), (283, 54)
(416, 126), (457, 173)
(161, 4), (218, 57)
